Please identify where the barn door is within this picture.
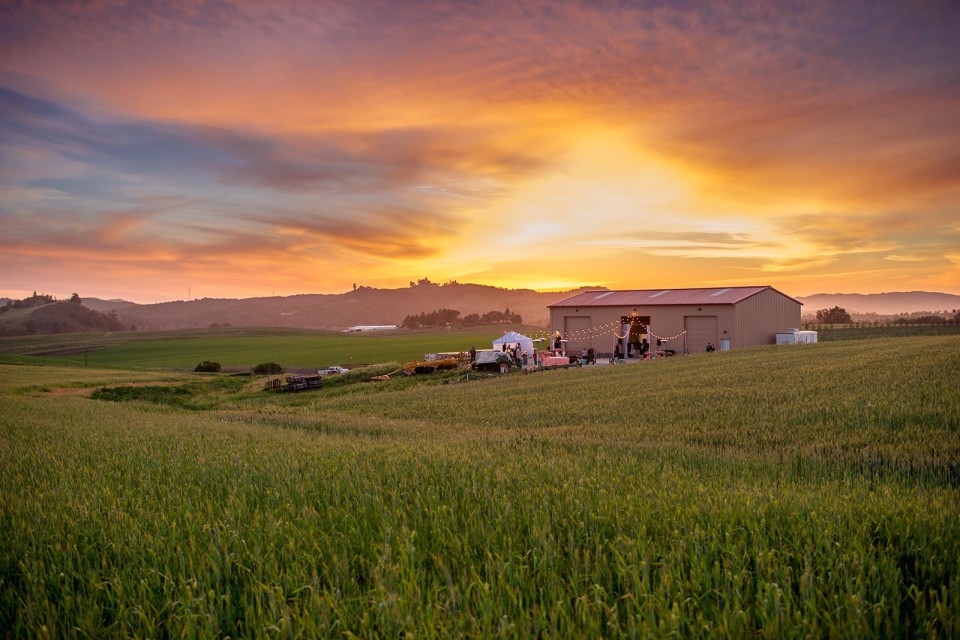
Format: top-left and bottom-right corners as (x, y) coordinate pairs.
(563, 316), (592, 354)
(684, 316), (718, 353)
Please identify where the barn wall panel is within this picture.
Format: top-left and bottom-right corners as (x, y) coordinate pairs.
(734, 290), (802, 347)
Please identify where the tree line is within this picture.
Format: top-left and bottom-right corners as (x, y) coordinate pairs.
(811, 306), (960, 327)
(401, 308), (523, 329)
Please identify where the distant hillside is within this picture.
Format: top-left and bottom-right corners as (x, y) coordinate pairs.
(0, 298), (127, 335)
(796, 291), (960, 316)
(93, 281), (601, 331)
(81, 298), (139, 313)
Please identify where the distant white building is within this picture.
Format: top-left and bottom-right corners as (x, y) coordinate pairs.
(343, 325), (398, 332)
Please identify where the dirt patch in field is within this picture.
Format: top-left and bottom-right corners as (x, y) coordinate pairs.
(47, 387), (95, 397)
(31, 347), (100, 356)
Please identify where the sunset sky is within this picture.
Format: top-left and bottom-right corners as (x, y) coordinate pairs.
(2, 1), (958, 303)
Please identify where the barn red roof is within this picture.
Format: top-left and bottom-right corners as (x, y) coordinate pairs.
(548, 286), (801, 307)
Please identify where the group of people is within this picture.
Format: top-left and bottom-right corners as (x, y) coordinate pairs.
(612, 339), (650, 360)
(503, 343), (528, 364)
(474, 329), (711, 368)
(470, 330), (719, 368)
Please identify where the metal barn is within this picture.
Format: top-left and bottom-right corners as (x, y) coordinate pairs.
(548, 286), (802, 356)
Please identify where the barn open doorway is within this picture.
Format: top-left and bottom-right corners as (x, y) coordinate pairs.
(620, 315), (650, 357)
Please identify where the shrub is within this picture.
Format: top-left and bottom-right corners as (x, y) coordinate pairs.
(253, 362), (283, 375)
(194, 361), (222, 373)
(91, 385), (195, 408)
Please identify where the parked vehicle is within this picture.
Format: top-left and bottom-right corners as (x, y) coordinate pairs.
(471, 351), (517, 373)
(318, 366), (349, 375)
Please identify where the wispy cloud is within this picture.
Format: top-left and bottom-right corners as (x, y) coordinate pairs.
(884, 255), (931, 263)
(584, 230), (778, 259)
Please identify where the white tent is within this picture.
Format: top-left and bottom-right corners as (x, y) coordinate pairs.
(492, 331), (535, 356)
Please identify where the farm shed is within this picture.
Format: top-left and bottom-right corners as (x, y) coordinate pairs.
(548, 286), (802, 356)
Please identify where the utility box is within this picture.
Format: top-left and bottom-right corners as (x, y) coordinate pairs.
(776, 329), (817, 344)
(776, 330), (799, 344)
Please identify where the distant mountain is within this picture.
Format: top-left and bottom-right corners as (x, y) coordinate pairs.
(90, 282), (602, 332)
(796, 291), (960, 316)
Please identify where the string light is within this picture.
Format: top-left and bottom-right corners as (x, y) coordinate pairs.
(528, 320), (689, 343)
(651, 330), (687, 341)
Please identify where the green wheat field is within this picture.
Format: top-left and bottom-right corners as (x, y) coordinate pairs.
(1, 333), (958, 637)
(0, 327), (512, 371)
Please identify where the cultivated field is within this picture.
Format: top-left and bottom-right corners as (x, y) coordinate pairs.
(0, 326), (515, 371)
(1, 335), (958, 637)
(814, 325), (960, 341)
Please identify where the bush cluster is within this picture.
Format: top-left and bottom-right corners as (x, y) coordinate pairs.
(402, 307), (523, 328)
(253, 362), (283, 375)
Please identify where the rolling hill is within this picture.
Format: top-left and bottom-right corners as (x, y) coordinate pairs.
(81, 281), (595, 332)
(0, 299), (127, 336)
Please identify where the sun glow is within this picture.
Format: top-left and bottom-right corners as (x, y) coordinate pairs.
(481, 130), (692, 242)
